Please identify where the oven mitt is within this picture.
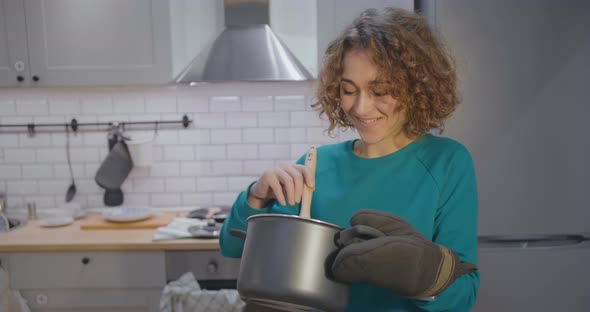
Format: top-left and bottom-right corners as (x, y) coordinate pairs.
(330, 209), (477, 299)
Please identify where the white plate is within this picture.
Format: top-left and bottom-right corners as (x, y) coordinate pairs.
(102, 207), (153, 223)
(39, 217), (74, 228)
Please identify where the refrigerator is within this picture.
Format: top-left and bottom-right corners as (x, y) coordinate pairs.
(419, 1), (590, 311)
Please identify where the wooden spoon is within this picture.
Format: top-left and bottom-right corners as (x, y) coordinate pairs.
(299, 146), (317, 219)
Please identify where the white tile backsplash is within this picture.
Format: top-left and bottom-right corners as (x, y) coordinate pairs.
(178, 129), (209, 145)
(259, 112), (290, 128)
(291, 111), (323, 127)
(150, 193), (182, 206)
(180, 161), (211, 176)
(163, 146), (195, 161)
(243, 128), (274, 144)
(211, 129), (242, 144)
(7, 180), (38, 195)
(275, 128), (306, 143)
(0, 85), (355, 210)
(197, 177), (227, 192)
(165, 177), (197, 192)
(19, 133), (53, 147)
(0, 134), (19, 148)
(227, 145), (258, 160)
(0, 165), (21, 178)
(49, 98), (81, 115)
(112, 95), (145, 114)
(259, 144), (290, 160)
(210, 96), (240, 112)
(150, 162), (180, 177)
(211, 160), (243, 176)
(16, 98), (48, 116)
(226, 112), (258, 128)
(195, 145), (226, 160)
(146, 96), (177, 113)
(81, 97), (113, 114)
(132, 178), (166, 192)
(274, 95), (306, 112)
(242, 96), (273, 112)
(22, 164), (53, 178)
(177, 96), (209, 113)
(5, 148), (36, 163)
(243, 160), (274, 175)
(0, 99), (16, 115)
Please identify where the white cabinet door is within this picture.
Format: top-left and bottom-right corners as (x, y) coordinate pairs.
(23, 0), (172, 86)
(0, 0), (29, 86)
(8, 251), (166, 312)
(20, 288), (162, 312)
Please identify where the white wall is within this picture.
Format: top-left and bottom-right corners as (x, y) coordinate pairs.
(270, 0), (318, 75)
(0, 83), (358, 211)
(169, 0), (225, 78)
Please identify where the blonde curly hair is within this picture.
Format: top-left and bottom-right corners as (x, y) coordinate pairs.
(313, 7), (460, 138)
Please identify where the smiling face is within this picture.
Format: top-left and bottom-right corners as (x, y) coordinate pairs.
(340, 49), (411, 156)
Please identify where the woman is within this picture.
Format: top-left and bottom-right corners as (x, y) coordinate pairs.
(220, 7), (479, 312)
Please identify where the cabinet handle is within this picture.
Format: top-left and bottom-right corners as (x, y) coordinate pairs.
(17, 75), (24, 82)
(32, 75), (39, 82)
(81, 257), (90, 265)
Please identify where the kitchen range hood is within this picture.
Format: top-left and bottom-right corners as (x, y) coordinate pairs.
(175, 0), (312, 83)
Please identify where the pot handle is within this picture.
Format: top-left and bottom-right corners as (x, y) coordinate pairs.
(334, 225), (386, 248)
(229, 228), (247, 241)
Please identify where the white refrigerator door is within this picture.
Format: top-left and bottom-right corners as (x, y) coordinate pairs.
(421, 0), (590, 236)
(474, 240), (590, 312)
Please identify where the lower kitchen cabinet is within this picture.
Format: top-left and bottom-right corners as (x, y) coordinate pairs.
(3, 251), (166, 312)
(19, 289), (162, 312)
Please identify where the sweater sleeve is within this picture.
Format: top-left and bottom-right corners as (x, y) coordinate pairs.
(219, 182), (273, 258)
(412, 146), (480, 312)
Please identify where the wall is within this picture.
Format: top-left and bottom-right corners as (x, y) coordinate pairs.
(0, 82), (358, 212)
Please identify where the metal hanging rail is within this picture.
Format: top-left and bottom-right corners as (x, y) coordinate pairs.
(0, 114), (192, 136)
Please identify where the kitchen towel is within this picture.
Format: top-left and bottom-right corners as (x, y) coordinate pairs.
(0, 265), (31, 312)
(152, 218), (207, 241)
(159, 272), (244, 312)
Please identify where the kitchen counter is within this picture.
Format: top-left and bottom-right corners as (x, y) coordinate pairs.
(0, 215), (220, 252)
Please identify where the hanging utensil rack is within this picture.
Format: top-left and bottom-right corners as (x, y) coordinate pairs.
(0, 114), (192, 136)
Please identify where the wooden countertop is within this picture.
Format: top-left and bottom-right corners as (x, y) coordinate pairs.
(0, 213), (220, 252)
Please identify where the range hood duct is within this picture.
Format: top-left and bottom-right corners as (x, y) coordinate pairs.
(175, 0), (312, 83)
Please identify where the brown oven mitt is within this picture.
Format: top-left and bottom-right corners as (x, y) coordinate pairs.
(330, 209), (477, 299)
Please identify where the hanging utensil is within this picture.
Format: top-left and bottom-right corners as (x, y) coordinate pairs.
(65, 124), (77, 203)
(95, 125), (133, 207)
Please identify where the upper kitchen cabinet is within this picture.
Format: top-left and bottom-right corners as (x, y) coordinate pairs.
(0, 0), (29, 85)
(0, 0), (222, 86)
(23, 0), (171, 86)
(0, 0), (412, 86)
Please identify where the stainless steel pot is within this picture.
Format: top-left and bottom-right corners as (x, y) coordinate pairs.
(230, 214), (387, 311)
(231, 214), (350, 312)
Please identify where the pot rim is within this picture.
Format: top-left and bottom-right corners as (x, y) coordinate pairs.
(247, 213), (343, 230)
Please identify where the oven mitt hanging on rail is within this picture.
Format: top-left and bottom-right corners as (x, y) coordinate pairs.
(95, 140), (133, 206)
(330, 209), (477, 299)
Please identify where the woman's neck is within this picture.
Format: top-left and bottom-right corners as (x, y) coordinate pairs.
(353, 134), (415, 158)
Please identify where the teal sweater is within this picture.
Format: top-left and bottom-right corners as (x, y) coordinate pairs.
(220, 134), (479, 312)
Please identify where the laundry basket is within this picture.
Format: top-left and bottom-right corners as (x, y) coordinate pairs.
(160, 272), (245, 312)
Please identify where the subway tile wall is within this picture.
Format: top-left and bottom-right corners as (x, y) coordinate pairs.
(0, 82), (358, 211)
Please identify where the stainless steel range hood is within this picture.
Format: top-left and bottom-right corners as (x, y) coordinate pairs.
(175, 0), (312, 83)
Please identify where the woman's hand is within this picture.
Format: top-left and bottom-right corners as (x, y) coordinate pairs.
(330, 209), (478, 298)
(248, 162), (315, 208)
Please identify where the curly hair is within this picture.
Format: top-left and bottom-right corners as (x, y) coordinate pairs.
(314, 7), (460, 138)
